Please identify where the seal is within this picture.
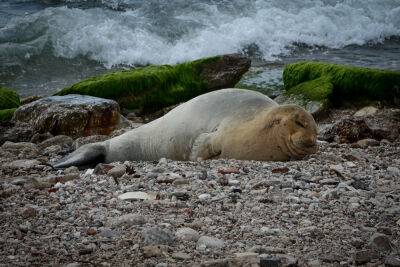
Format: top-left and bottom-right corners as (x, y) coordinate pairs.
(53, 88), (317, 168)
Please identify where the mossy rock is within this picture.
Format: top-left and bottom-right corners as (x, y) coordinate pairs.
(56, 54), (250, 113)
(283, 61), (400, 108)
(0, 108), (17, 122)
(0, 87), (20, 110)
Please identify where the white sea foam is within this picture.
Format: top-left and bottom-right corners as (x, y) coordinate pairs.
(1, 0), (400, 67)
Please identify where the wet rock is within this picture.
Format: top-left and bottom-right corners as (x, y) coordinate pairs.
(13, 95), (122, 138)
(369, 233), (392, 252)
(175, 227), (200, 242)
(142, 227), (175, 246)
(197, 236), (225, 249)
(198, 53), (251, 91)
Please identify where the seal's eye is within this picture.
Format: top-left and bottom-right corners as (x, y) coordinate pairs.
(295, 120), (306, 128)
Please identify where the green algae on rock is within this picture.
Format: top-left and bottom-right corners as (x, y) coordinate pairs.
(283, 61), (400, 107)
(0, 87), (20, 110)
(0, 108), (17, 122)
(56, 54), (250, 113)
(0, 87), (20, 121)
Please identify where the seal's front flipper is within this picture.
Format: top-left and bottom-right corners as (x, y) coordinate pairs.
(190, 132), (221, 161)
(52, 143), (106, 169)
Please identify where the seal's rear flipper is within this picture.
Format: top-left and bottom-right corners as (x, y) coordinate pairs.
(52, 143), (106, 169)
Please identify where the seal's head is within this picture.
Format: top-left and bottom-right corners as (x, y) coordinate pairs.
(272, 105), (318, 159)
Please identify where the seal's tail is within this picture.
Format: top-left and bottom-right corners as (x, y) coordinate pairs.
(52, 143), (106, 169)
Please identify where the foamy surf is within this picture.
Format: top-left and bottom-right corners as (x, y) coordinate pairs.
(0, 0), (399, 95)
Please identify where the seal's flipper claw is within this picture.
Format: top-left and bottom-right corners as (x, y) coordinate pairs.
(52, 143), (106, 169)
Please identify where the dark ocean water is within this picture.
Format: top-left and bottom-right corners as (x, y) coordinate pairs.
(1, 0), (399, 97)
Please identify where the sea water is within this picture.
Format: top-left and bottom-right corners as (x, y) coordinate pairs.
(1, 0), (399, 97)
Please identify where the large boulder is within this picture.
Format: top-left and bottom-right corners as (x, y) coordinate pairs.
(55, 54), (250, 113)
(13, 95), (123, 138)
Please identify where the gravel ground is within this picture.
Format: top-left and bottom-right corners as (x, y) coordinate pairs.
(1, 112), (400, 266)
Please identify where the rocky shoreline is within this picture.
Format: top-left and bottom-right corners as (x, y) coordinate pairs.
(1, 105), (400, 266)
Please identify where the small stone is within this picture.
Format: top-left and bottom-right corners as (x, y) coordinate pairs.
(39, 135), (74, 149)
(19, 221), (32, 232)
(356, 138), (379, 148)
(172, 252), (192, 260)
(259, 254), (297, 267)
(142, 245), (163, 258)
(99, 228), (120, 239)
(109, 213), (147, 227)
(172, 178), (190, 186)
(307, 259), (322, 267)
(172, 190), (190, 201)
(353, 249), (379, 265)
(319, 178), (339, 185)
(86, 228), (97, 236)
(197, 236), (225, 249)
(228, 179), (240, 186)
(354, 106), (378, 117)
(118, 191), (158, 201)
(387, 166), (400, 176)
(5, 159), (41, 169)
(79, 243), (96, 255)
(271, 167), (289, 174)
(142, 227), (175, 245)
(369, 233), (392, 252)
(21, 206), (38, 218)
(64, 166), (79, 174)
(385, 256), (400, 267)
(175, 227), (200, 242)
(108, 165), (126, 178)
(218, 167), (240, 175)
(198, 193), (211, 201)
(218, 176), (229, 186)
(234, 252), (260, 265)
(260, 227), (282, 236)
